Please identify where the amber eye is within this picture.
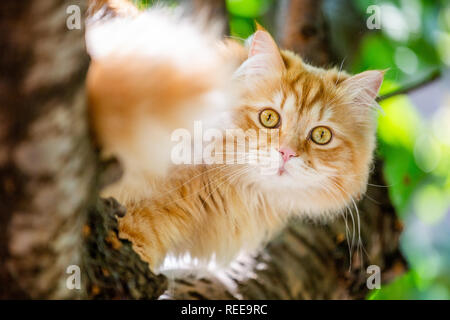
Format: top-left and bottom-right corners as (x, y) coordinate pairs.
(259, 108), (280, 128)
(310, 126), (332, 145)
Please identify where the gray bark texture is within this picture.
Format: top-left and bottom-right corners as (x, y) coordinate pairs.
(0, 0), (405, 299)
(0, 0), (166, 299)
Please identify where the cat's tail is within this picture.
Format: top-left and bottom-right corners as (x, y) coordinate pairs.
(86, 3), (234, 199)
(87, 0), (140, 18)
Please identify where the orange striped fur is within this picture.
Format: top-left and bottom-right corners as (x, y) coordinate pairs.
(87, 3), (383, 271)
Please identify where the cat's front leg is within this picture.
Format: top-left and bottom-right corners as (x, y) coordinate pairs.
(117, 205), (184, 271)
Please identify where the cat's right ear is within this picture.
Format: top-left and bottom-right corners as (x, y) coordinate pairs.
(341, 70), (384, 104)
(233, 30), (285, 80)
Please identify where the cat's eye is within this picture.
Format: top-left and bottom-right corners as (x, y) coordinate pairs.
(259, 108), (280, 128)
(310, 126), (332, 145)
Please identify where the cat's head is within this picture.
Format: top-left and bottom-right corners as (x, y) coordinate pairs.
(230, 30), (383, 215)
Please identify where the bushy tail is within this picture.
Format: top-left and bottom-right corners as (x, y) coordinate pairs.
(86, 2), (234, 201)
(87, 0), (140, 18)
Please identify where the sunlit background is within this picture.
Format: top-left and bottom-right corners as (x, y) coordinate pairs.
(349, 0), (449, 300)
(136, 0), (450, 299)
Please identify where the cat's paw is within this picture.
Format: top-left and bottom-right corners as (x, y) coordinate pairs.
(129, 241), (163, 273)
(102, 197), (126, 218)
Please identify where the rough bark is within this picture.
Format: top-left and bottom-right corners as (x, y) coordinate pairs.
(0, 0), (405, 300)
(83, 196), (167, 299)
(0, 0), (165, 299)
(0, 0), (93, 299)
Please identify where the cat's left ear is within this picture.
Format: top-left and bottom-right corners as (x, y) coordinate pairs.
(341, 70), (384, 105)
(233, 29), (285, 79)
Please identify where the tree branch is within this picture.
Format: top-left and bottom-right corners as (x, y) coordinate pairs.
(377, 70), (441, 102)
(83, 196), (167, 299)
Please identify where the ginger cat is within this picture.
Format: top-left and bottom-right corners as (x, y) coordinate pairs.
(86, 2), (383, 271)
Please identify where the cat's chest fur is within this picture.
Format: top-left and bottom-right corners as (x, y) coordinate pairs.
(118, 164), (286, 269)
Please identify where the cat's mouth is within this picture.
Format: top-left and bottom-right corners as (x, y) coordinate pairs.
(277, 158), (293, 176)
(277, 164), (292, 176)
(278, 166), (287, 176)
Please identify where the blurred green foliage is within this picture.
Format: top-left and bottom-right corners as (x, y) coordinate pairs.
(350, 0), (450, 300)
(226, 0), (271, 18)
(226, 0), (273, 39)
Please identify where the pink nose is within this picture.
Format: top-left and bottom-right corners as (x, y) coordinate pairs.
(279, 147), (297, 163)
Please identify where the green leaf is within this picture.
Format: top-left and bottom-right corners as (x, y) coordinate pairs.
(368, 270), (450, 299)
(376, 95), (425, 214)
(229, 16), (255, 39)
(351, 34), (396, 79)
(226, 0), (271, 18)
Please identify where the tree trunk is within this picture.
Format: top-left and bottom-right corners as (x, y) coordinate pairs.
(189, 0), (229, 33)
(276, 0), (335, 66)
(0, 0), (93, 299)
(0, 0), (165, 299)
(0, 0), (405, 300)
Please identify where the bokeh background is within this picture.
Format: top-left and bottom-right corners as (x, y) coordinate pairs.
(137, 0), (450, 299)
